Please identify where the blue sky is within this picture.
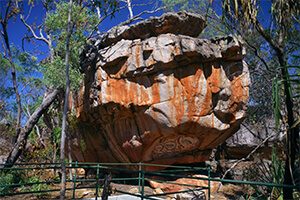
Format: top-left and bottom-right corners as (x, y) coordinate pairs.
(0, 0), (165, 120)
(1, 0), (165, 61)
(1, 0), (275, 61)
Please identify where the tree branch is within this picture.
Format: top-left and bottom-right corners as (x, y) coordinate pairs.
(87, 5), (128, 39)
(221, 133), (276, 181)
(206, 13), (272, 72)
(88, 3), (164, 40)
(4, 89), (60, 167)
(24, 104), (45, 147)
(120, 0), (134, 19)
(20, 14), (50, 45)
(254, 19), (282, 56)
(118, 6), (165, 26)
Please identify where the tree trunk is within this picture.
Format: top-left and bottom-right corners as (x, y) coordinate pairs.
(126, 0), (133, 19)
(24, 105), (45, 147)
(59, 0), (73, 199)
(278, 52), (300, 199)
(1, 20), (22, 139)
(101, 173), (112, 200)
(68, 134), (73, 181)
(4, 89), (60, 167)
(254, 20), (299, 199)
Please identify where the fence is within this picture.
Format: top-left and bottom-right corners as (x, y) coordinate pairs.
(0, 162), (299, 199)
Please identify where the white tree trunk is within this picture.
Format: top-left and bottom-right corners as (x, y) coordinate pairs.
(59, 0), (73, 199)
(126, 0), (133, 19)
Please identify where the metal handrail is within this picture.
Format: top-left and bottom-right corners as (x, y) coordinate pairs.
(1, 162), (298, 199)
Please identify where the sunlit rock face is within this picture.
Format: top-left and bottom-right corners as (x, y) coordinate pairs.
(71, 12), (250, 167)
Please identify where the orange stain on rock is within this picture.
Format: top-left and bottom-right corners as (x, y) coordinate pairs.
(189, 66), (203, 119)
(128, 81), (137, 104)
(151, 82), (160, 104)
(207, 65), (221, 93)
(140, 85), (150, 105)
(179, 70), (193, 120)
(173, 78), (184, 124)
(231, 76), (243, 103)
(200, 85), (212, 116)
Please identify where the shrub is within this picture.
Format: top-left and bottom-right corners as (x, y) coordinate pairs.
(243, 147), (284, 199)
(20, 175), (50, 197)
(0, 171), (22, 195)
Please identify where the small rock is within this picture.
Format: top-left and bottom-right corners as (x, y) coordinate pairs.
(153, 188), (164, 194)
(128, 187), (139, 194)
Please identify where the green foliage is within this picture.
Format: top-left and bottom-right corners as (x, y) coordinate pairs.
(0, 171), (22, 195)
(80, 139), (86, 152)
(0, 172), (14, 195)
(20, 175), (49, 196)
(89, 0), (119, 16)
(163, 0), (213, 14)
(162, 0), (230, 38)
(43, 56), (82, 90)
(270, 147), (285, 199)
(0, 54), (10, 72)
(68, 112), (78, 132)
(272, 62), (300, 128)
(272, 77), (281, 127)
(162, 0), (190, 11)
(53, 126), (62, 145)
(0, 46), (44, 127)
(42, 2), (98, 90)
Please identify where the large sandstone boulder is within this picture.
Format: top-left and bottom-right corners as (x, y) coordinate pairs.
(71, 12), (250, 167)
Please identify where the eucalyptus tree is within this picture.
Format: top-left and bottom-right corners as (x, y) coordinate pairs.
(21, 1), (117, 198)
(59, 1), (73, 198)
(31, 1), (98, 198)
(1, 0), (23, 139)
(0, 0), (60, 168)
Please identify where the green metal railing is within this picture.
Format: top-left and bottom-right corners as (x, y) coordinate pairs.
(0, 162), (299, 199)
(0, 162), (210, 199)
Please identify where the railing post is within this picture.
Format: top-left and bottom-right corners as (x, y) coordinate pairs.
(208, 166), (211, 200)
(141, 164), (145, 200)
(72, 161), (78, 200)
(138, 162), (142, 194)
(95, 164), (100, 200)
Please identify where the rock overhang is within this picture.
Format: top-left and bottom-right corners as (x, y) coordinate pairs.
(95, 34), (246, 79)
(72, 12), (250, 168)
(80, 11), (207, 72)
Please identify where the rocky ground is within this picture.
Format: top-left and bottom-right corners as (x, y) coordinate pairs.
(0, 160), (260, 200)
(0, 181), (248, 200)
